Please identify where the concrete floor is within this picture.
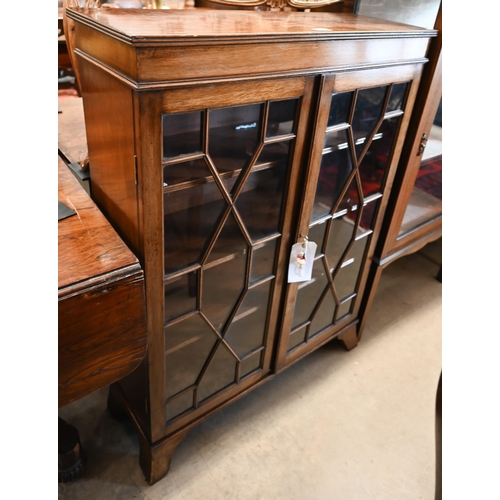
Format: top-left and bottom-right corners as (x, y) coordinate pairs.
(58, 239), (442, 500)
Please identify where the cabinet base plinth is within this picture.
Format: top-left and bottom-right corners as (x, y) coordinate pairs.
(139, 430), (189, 485)
(337, 326), (359, 351)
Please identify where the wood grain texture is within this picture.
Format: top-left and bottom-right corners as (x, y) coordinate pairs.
(75, 61), (141, 257)
(58, 157), (147, 407)
(67, 8), (437, 483)
(58, 157), (140, 290)
(58, 97), (88, 167)
(67, 9), (435, 87)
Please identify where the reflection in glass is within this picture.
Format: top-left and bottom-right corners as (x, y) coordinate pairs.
(164, 271), (197, 323)
(308, 220), (327, 255)
(209, 104), (261, 173)
(387, 83), (408, 112)
(166, 390), (193, 422)
(257, 141), (291, 166)
(197, 342), (237, 402)
(333, 236), (369, 301)
(325, 216), (356, 271)
(352, 86), (388, 157)
(359, 199), (378, 233)
(164, 314), (217, 398)
(203, 250), (246, 332)
(206, 211), (247, 265)
(266, 99), (298, 137)
(288, 326), (307, 352)
(163, 111), (204, 159)
(224, 280), (272, 358)
(336, 176), (360, 214)
(309, 287), (335, 338)
(311, 130), (353, 222)
(236, 161), (287, 241)
(292, 258), (329, 329)
(163, 158), (210, 187)
(399, 99), (442, 237)
(240, 351), (262, 378)
(251, 239), (276, 282)
(337, 299), (352, 321)
(164, 185), (227, 274)
(359, 116), (400, 197)
(327, 92), (353, 127)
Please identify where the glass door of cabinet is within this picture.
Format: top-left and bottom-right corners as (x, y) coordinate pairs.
(276, 68), (421, 370)
(159, 78), (315, 428)
(398, 97), (442, 237)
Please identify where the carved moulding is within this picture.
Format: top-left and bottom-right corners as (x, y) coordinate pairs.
(201, 0), (343, 10)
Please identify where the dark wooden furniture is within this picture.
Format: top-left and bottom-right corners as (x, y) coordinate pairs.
(67, 7), (436, 484)
(58, 97), (90, 192)
(349, 2), (442, 337)
(58, 156), (147, 408)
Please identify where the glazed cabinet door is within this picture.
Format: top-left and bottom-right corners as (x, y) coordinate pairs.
(147, 78), (315, 433)
(275, 66), (422, 370)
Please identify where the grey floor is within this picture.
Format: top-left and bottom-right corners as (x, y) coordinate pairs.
(58, 239), (442, 500)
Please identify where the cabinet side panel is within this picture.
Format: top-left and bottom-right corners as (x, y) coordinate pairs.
(77, 58), (141, 257)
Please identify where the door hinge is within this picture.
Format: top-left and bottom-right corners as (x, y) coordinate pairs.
(417, 132), (428, 156)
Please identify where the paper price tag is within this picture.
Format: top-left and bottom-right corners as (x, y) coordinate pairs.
(287, 240), (317, 283)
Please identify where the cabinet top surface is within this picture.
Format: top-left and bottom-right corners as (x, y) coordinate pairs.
(67, 8), (436, 43)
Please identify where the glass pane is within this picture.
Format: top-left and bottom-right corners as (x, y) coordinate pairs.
(327, 92), (353, 127)
(202, 250), (247, 332)
(256, 141), (291, 167)
(197, 342), (237, 402)
(163, 158), (210, 188)
(359, 116), (400, 197)
(163, 111), (203, 159)
(308, 220), (327, 255)
(352, 86), (388, 158)
(336, 176), (360, 214)
(359, 199), (378, 234)
(337, 299), (353, 321)
(399, 99), (442, 237)
(324, 128), (350, 150)
(292, 258), (329, 329)
(387, 83), (408, 112)
(288, 326), (307, 352)
(266, 99), (298, 137)
(164, 271), (197, 323)
(236, 160), (288, 242)
(240, 351), (262, 379)
(325, 215), (356, 272)
(206, 211), (248, 265)
(163, 183), (227, 274)
(309, 287), (335, 339)
(311, 129), (353, 222)
(224, 280), (272, 358)
(164, 314), (217, 398)
(399, 156), (442, 236)
(251, 239), (277, 282)
(209, 104), (262, 174)
(333, 236), (369, 301)
(166, 390), (194, 422)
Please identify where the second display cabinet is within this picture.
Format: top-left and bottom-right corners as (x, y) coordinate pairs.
(68, 7), (436, 484)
